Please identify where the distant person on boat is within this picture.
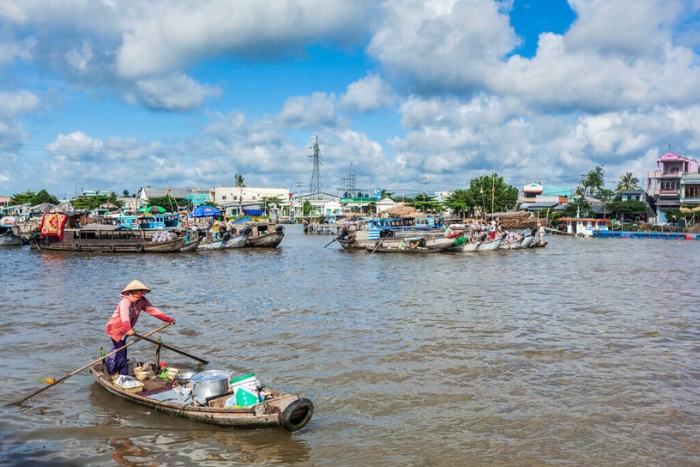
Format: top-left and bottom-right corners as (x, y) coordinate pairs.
(105, 280), (176, 376)
(537, 223), (546, 245)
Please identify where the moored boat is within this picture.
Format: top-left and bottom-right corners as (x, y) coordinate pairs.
(198, 228), (251, 251)
(34, 224), (185, 253)
(476, 237), (503, 251)
(230, 222), (284, 248)
(88, 363), (314, 432)
(0, 230), (22, 246)
(461, 240), (482, 252)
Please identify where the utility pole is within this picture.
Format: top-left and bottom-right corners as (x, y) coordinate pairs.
(309, 135), (322, 200)
(295, 181), (303, 218)
(341, 162), (356, 198)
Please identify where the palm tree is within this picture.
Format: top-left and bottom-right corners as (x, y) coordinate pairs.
(616, 172), (640, 195)
(234, 173), (245, 216)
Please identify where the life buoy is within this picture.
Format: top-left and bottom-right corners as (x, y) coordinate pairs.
(135, 243), (144, 252)
(280, 398), (314, 432)
(108, 245), (115, 252)
(74, 242), (81, 251)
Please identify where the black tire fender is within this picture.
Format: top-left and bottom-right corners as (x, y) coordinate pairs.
(74, 242), (81, 251)
(280, 398), (314, 432)
(108, 245), (115, 252)
(135, 243), (144, 252)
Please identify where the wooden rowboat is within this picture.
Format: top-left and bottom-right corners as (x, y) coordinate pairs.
(89, 363), (314, 432)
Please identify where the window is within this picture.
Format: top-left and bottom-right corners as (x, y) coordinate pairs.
(685, 186), (700, 198)
(222, 195), (227, 200)
(661, 181), (678, 191)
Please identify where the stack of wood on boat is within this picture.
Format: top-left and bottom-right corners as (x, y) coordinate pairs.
(495, 211), (551, 230)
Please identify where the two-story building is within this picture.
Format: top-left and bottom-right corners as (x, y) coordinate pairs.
(647, 152), (699, 223)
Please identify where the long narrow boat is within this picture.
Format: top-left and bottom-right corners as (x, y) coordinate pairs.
(34, 225), (185, 253)
(89, 363), (314, 432)
(476, 237), (503, 251)
(366, 246), (442, 253)
(243, 224), (285, 248)
(197, 228), (250, 251)
(520, 234), (535, 249)
(179, 236), (202, 252)
(462, 240), (482, 252)
(0, 230), (22, 246)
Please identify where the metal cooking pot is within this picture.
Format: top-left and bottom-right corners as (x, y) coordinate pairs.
(190, 369), (233, 405)
(175, 370), (195, 384)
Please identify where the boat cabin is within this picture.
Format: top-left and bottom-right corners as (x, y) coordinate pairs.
(558, 217), (611, 237)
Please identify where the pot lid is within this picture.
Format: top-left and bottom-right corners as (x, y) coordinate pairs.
(190, 370), (230, 383)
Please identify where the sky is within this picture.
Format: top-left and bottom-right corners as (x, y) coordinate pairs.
(1, 0), (700, 200)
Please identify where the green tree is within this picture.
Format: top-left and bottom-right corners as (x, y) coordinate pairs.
(616, 172), (640, 196)
(122, 189), (130, 197)
(11, 191), (36, 205)
(581, 166), (606, 197)
(31, 189), (59, 205)
(408, 193), (442, 213)
(457, 174), (519, 216)
(379, 189), (395, 200)
(562, 198), (594, 218)
(261, 195), (282, 215)
(235, 173), (245, 215)
(302, 200), (312, 216)
(444, 189), (470, 218)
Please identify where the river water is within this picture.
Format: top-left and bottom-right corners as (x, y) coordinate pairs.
(1, 227), (699, 466)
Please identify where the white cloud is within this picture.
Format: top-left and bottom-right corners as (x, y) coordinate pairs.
(0, 91), (41, 116)
(133, 74), (221, 111)
(368, 0), (519, 90)
(66, 41), (93, 73)
(0, 36), (36, 64)
(277, 93), (342, 129)
(115, 0), (375, 78)
(341, 74), (395, 112)
(46, 131), (104, 161)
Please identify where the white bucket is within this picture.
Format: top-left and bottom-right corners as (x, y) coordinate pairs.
(229, 373), (261, 407)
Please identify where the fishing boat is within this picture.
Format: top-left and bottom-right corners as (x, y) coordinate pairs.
(366, 245), (442, 254)
(88, 363), (314, 432)
(520, 234), (535, 249)
(34, 224), (185, 253)
(197, 228), (251, 251)
(230, 222), (284, 248)
(461, 239), (482, 252)
(0, 230), (22, 246)
(476, 237), (503, 251)
(336, 219), (447, 250)
(179, 236), (202, 252)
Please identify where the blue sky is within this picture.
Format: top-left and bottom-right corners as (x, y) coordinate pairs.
(1, 0), (700, 199)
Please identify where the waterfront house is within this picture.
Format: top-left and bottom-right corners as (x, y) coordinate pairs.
(558, 217), (611, 237)
(647, 152), (699, 223)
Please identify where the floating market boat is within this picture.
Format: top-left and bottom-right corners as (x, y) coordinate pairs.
(88, 363), (314, 432)
(34, 224), (185, 253)
(0, 230), (22, 246)
(197, 228), (251, 251)
(229, 222), (285, 248)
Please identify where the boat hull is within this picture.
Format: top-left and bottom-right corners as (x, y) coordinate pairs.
(246, 231), (284, 248)
(89, 364), (313, 431)
(0, 231), (22, 246)
(461, 240), (482, 252)
(35, 237), (185, 253)
(476, 238), (503, 251)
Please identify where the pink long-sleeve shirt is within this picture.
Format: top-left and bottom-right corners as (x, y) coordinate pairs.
(105, 294), (174, 341)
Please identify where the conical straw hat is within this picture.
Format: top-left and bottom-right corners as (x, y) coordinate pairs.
(121, 280), (151, 294)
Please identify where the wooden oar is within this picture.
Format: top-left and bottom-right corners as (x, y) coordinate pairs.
(9, 322), (173, 406)
(370, 238), (385, 254)
(132, 332), (209, 364)
(323, 237), (337, 248)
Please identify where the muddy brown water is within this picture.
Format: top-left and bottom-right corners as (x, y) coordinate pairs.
(1, 227), (700, 466)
